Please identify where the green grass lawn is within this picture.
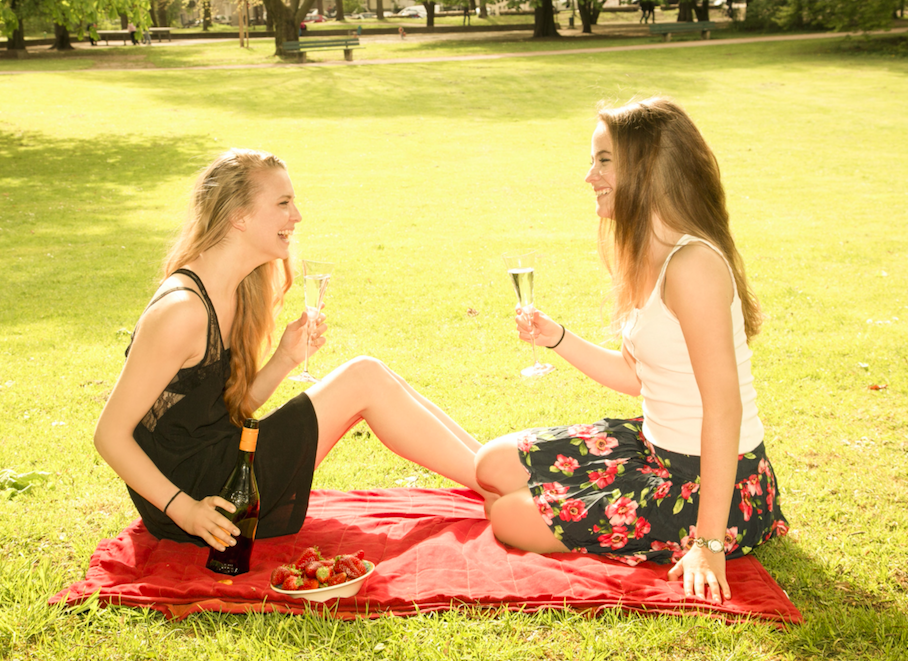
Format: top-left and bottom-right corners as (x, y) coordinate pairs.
(2, 33), (908, 660)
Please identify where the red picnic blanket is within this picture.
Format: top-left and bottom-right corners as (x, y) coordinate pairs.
(50, 487), (801, 625)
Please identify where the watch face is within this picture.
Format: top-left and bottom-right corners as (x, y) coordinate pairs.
(707, 539), (724, 553)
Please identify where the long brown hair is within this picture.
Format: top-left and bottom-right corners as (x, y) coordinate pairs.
(163, 149), (293, 426)
(596, 97), (761, 340)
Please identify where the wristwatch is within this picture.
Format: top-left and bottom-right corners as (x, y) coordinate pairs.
(694, 537), (724, 554)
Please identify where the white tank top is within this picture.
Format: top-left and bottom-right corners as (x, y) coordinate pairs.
(621, 235), (763, 456)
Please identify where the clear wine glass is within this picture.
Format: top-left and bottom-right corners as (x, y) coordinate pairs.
(502, 251), (554, 377)
(289, 259), (334, 383)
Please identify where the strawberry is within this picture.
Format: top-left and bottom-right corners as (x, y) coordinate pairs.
(335, 556), (367, 579)
(315, 565), (334, 584)
(354, 550), (365, 561)
(303, 560), (323, 578)
(299, 577), (319, 590)
(281, 575), (304, 590)
(326, 572), (347, 586)
(294, 546), (322, 569)
(270, 564), (298, 587)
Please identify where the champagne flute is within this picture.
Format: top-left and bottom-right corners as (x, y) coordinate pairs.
(502, 251), (554, 377)
(289, 259), (334, 383)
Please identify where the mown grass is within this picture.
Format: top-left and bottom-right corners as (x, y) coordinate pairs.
(1, 33), (908, 660)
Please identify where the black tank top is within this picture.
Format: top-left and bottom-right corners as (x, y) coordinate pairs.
(126, 269), (240, 545)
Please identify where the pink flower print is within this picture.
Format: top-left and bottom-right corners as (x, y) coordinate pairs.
(605, 458), (628, 474)
(680, 481), (700, 500)
(771, 519), (789, 537)
(553, 454), (580, 476)
(650, 539), (683, 561)
(744, 474), (763, 497)
(653, 466), (670, 479)
(584, 434), (619, 456)
(636, 465), (653, 475)
(534, 497), (554, 526)
(758, 458), (770, 476)
(587, 469), (615, 489)
(766, 485), (775, 512)
(724, 526), (739, 553)
(738, 490), (753, 522)
(653, 481), (673, 501)
(540, 482), (568, 503)
(605, 496), (638, 527)
(558, 498), (588, 523)
(679, 524), (697, 551)
(515, 431), (537, 453)
(567, 424), (598, 439)
(633, 516), (651, 539)
(598, 525), (628, 550)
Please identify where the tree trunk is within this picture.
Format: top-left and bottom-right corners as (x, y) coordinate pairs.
(202, 0), (212, 30)
(577, 0), (594, 33)
(423, 1), (435, 27)
(336, 0), (346, 22)
(7, 23), (26, 50)
(694, 0), (709, 21)
(677, 1), (693, 21)
(377, 0), (384, 19)
(533, 0), (559, 37)
(479, 0), (487, 19)
(51, 23), (74, 50)
(263, 0), (301, 54)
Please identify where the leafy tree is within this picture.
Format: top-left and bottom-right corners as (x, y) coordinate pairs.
(1, 0), (148, 51)
(506, 0), (558, 37)
(743, 0), (899, 32)
(576, 0), (603, 34)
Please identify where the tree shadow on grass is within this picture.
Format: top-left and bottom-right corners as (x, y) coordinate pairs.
(757, 535), (908, 656)
(0, 128), (217, 342)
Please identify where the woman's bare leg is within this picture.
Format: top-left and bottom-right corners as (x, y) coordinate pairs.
(306, 356), (491, 497)
(474, 435), (533, 495)
(489, 488), (570, 554)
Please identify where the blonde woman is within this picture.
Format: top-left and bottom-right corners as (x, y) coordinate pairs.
(475, 98), (788, 604)
(95, 149), (489, 552)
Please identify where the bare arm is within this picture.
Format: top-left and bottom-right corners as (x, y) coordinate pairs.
(93, 294), (243, 551)
(246, 308), (327, 409)
(664, 244), (741, 603)
(516, 308), (641, 396)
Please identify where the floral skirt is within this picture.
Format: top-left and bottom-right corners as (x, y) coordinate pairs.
(517, 416), (789, 565)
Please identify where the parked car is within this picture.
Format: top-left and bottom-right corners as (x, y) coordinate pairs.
(354, 11), (377, 18)
(304, 12), (327, 22)
(213, 14), (230, 24)
(396, 6), (427, 18)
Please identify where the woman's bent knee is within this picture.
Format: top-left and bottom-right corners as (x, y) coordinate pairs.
(475, 437), (528, 495)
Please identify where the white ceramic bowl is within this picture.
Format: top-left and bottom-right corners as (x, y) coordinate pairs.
(270, 560), (374, 602)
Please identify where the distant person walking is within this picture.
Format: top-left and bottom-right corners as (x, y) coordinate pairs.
(639, 1), (656, 24)
(127, 22), (139, 45)
(463, 4), (471, 25)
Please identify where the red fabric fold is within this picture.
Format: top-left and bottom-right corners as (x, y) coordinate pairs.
(50, 488), (801, 625)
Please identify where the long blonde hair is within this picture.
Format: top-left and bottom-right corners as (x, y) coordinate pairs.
(163, 149), (293, 426)
(596, 97), (761, 340)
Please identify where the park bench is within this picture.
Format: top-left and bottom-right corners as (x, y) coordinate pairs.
(96, 30), (131, 45)
(649, 21), (716, 42)
(281, 37), (362, 63)
(149, 27), (172, 42)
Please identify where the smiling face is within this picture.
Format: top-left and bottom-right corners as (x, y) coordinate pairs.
(585, 122), (616, 219)
(243, 167), (301, 262)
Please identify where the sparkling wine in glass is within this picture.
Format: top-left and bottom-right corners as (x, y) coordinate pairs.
(289, 259), (334, 383)
(503, 251), (554, 377)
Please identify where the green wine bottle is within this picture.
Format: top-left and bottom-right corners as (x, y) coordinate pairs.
(206, 418), (260, 575)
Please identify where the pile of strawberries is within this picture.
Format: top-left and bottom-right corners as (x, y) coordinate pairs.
(270, 546), (370, 591)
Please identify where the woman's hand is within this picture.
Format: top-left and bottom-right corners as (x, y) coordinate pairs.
(514, 307), (562, 348)
(667, 544), (731, 604)
(276, 307), (327, 367)
(168, 494), (242, 552)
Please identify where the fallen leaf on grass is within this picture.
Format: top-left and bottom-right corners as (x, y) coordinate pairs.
(868, 384), (888, 390)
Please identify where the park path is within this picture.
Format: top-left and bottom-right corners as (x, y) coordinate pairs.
(1, 27), (905, 74)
